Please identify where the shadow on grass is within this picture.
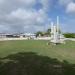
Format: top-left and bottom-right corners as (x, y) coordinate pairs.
(0, 52), (75, 75)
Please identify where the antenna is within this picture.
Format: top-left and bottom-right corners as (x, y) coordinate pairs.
(57, 16), (60, 32)
(51, 21), (53, 27)
(57, 16), (59, 26)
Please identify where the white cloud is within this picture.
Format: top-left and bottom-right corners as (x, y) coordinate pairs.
(66, 2), (75, 13)
(0, 0), (52, 33)
(58, 0), (75, 14)
(7, 8), (47, 25)
(0, 0), (5, 4)
(1, 8), (48, 33)
(58, 0), (73, 6)
(0, 25), (10, 33)
(39, 0), (52, 11)
(18, 0), (36, 5)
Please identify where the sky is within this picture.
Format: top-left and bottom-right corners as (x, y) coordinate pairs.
(0, 0), (75, 33)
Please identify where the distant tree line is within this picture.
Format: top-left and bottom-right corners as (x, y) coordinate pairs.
(63, 33), (75, 38)
(35, 29), (75, 38)
(35, 29), (51, 37)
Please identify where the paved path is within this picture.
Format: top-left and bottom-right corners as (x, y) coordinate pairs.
(65, 38), (75, 41)
(0, 37), (75, 41)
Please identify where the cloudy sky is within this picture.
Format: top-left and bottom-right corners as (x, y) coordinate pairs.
(0, 0), (75, 33)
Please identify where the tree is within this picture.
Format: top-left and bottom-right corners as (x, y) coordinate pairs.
(63, 33), (75, 38)
(44, 29), (51, 36)
(35, 31), (44, 37)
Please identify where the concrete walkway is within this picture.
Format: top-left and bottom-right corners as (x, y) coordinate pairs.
(0, 37), (75, 41)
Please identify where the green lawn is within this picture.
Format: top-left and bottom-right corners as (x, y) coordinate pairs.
(0, 40), (75, 63)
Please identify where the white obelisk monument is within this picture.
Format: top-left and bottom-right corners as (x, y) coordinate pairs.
(50, 16), (65, 44)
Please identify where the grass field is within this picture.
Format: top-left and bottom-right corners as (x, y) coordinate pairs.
(0, 40), (75, 64)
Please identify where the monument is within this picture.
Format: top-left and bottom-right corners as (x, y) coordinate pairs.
(50, 16), (65, 45)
